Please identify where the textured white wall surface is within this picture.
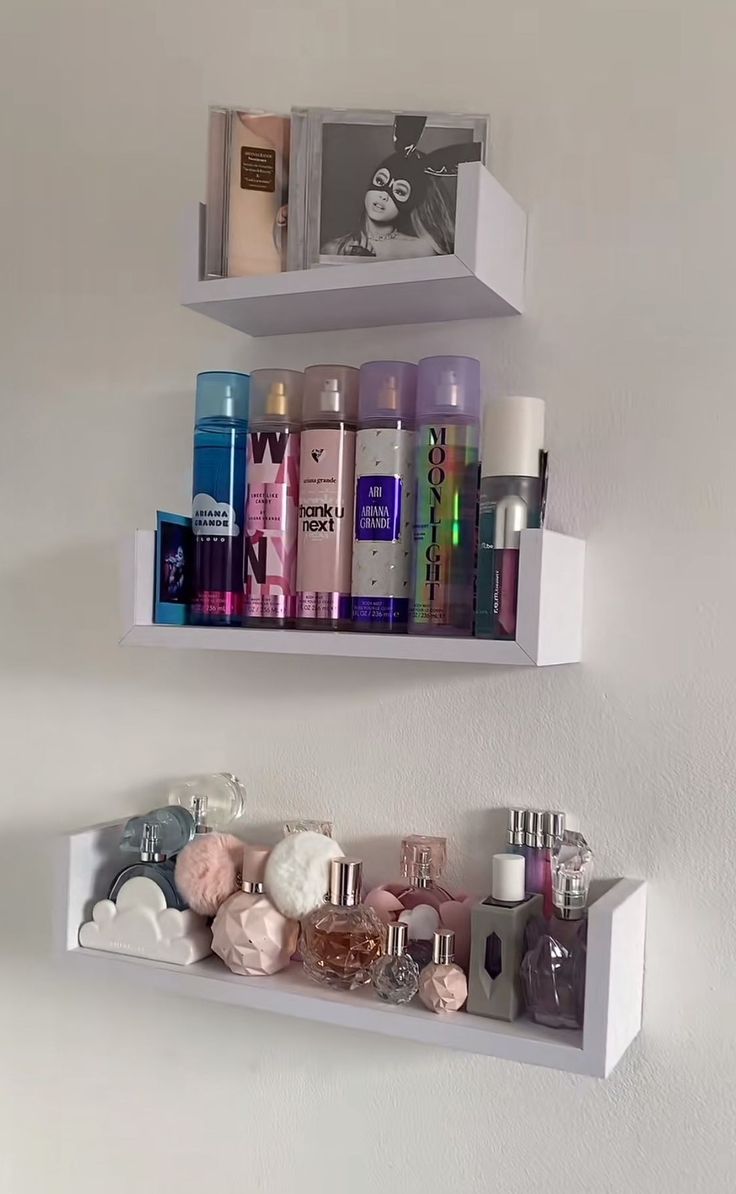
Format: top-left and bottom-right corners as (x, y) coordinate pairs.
(1, 0), (735, 1190)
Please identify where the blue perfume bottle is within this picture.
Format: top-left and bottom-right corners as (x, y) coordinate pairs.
(108, 823), (187, 910)
(109, 805), (195, 910)
(191, 371), (250, 626)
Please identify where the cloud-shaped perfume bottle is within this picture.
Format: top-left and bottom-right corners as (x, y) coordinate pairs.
(79, 876), (212, 965)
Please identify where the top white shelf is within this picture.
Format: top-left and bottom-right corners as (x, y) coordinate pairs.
(182, 163), (527, 337)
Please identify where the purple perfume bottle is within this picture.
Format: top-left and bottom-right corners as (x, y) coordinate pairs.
(522, 810), (546, 896)
(521, 837), (593, 1030)
(506, 808), (525, 856)
(541, 810), (566, 918)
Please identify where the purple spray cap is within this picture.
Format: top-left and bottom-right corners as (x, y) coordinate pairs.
(416, 356), (481, 425)
(358, 361), (417, 427)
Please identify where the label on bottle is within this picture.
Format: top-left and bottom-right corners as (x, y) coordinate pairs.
(296, 427), (355, 621)
(191, 432), (246, 624)
(351, 427), (414, 629)
(245, 429), (300, 621)
(410, 424), (478, 632)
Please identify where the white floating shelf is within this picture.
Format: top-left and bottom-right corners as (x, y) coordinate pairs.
(121, 528), (585, 666)
(182, 163), (526, 337)
(57, 822), (646, 1077)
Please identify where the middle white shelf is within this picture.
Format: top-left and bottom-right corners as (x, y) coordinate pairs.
(121, 528), (585, 666)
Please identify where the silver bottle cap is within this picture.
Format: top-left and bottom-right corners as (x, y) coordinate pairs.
(507, 808), (525, 847)
(386, 921), (408, 957)
(553, 869), (589, 920)
(328, 857), (362, 907)
(242, 879), (264, 895)
(542, 810), (566, 848)
(432, 928), (455, 965)
(192, 795), (212, 834)
(524, 809), (544, 848)
(140, 823), (165, 863)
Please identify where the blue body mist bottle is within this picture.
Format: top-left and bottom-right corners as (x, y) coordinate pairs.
(191, 371), (250, 626)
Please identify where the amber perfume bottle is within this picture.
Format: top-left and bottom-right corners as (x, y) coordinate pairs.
(301, 858), (384, 991)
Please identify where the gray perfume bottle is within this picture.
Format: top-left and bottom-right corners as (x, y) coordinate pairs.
(466, 853), (543, 1023)
(108, 823), (188, 911)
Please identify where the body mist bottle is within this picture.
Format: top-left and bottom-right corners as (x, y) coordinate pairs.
(351, 361), (417, 633)
(191, 371), (250, 626)
(409, 356), (481, 636)
(475, 396), (545, 639)
(296, 365), (359, 630)
(244, 369), (303, 628)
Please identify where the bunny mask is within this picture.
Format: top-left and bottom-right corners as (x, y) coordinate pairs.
(368, 114), (482, 213)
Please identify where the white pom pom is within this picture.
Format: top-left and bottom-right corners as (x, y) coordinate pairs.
(264, 832), (344, 919)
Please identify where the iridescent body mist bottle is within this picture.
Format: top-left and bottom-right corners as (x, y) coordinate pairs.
(191, 371), (250, 626)
(409, 356), (480, 636)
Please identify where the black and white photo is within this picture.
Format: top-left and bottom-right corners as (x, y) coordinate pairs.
(288, 109), (488, 269)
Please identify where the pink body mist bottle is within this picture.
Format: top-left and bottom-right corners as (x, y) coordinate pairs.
(244, 369), (304, 628)
(296, 365), (359, 630)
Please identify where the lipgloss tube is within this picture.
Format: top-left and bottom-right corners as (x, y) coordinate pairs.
(475, 396), (545, 640)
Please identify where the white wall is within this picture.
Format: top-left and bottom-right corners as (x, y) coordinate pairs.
(1, 0), (734, 1190)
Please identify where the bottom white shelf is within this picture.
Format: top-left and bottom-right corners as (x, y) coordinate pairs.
(57, 822), (646, 1078)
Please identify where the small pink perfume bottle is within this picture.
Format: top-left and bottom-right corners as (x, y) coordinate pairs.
(418, 929), (468, 1014)
(211, 845), (299, 976)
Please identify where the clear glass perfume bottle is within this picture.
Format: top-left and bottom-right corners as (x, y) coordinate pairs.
(108, 823), (188, 911)
(301, 858), (384, 991)
(394, 835), (456, 967)
(211, 845), (299, 976)
(417, 929), (468, 1014)
(372, 921), (419, 1005)
(521, 840), (593, 1030)
(168, 773), (245, 831)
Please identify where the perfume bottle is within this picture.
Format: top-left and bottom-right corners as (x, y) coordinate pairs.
(108, 823), (188, 911)
(541, 810), (566, 918)
(372, 921), (419, 1005)
(466, 854), (543, 1022)
(168, 773), (245, 832)
(522, 809), (546, 896)
(506, 808), (525, 856)
(118, 804), (195, 858)
(521, 840), (593, 1030)
(211, 845), (299, 976)
(393, 836), (455, 968)
(418, 929), (468, 1014)
(301, 858), (384, 990)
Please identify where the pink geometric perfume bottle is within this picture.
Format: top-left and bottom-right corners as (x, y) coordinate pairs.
(418, 929), (468, 1014)
(211, 844), (299, 976)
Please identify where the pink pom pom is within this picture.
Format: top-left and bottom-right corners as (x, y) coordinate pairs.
(175, 834), (244, 916)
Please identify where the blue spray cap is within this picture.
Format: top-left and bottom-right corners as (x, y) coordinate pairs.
(195, 371), (249, 424)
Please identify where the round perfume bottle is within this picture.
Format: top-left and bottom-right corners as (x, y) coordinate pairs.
(395, 836), (455, 967)
(168, 773), (245, 832)
(418, 929), (468, 1014)
(211, 845), (299, 976)
(301, 858), (384, 991)
(372, 921), (419, 1005)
